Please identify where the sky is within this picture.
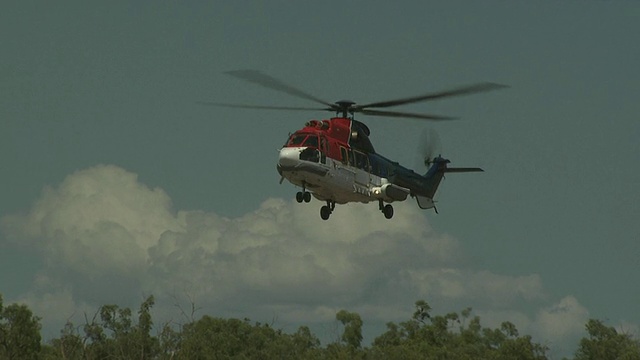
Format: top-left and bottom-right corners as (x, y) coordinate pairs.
(1, 1), (639, 357)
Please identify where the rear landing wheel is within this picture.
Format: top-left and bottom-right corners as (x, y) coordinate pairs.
(320, 206), (331, 220)
(383, 204), (394, 219)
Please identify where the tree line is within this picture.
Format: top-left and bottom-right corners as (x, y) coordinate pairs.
(1, 294), (639, 359)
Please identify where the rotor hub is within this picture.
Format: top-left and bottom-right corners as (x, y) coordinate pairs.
(334, 100), (356, 117)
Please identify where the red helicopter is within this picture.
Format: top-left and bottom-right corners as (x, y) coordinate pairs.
(208, 70), (506, 220)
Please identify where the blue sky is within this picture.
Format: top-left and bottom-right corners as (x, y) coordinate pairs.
(1, 1), (639, 357)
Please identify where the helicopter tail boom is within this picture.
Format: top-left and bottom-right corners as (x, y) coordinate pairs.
(417, 157), (483, 211)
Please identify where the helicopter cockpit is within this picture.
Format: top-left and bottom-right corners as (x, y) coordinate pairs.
(286, 133), (318, 148)
(285, 133), (326, 164)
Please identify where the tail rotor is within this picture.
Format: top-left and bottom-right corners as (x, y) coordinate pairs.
(418, 128), (442, 168)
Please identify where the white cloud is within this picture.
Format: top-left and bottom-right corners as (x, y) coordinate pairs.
(16, 287), (90, 330)
(3, 165), (183, 276)
(407, 268), (545, 309)
(0, 164), (599, 353)
(532, 295), (590, 340)
(526, 296), (591, 356)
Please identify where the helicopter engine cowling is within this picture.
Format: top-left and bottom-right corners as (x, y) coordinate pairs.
(348, 122), (375, 153)
(372, 183), (410, 202)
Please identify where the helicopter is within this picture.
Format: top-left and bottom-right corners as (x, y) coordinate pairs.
(207, 70), (506, 220)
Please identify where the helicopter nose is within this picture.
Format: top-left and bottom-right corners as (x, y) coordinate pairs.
(278, 147), (302, 167)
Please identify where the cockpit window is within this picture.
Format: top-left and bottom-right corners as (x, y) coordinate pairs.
(303, 135), (318, 148)
(288, 134), (307, 146)
(299, 148), (320, 163)
(287, 134), (319, 148)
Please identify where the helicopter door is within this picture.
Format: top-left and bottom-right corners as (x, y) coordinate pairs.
(336, 146), (357, 185)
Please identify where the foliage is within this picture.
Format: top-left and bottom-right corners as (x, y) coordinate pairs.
(574, 319), (640, 360)
(368, 300), (548, 360)
(336, 309), (363, 349)
(0, 294), (42, 359)
(1, 293), (639, 359)
(178, 316), (322, 359)
(38, 295), (159, 360)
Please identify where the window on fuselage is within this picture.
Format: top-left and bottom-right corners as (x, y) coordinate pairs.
(287, 134), (320, 148)
(288, 134), (307, 146)
(353, 150), (370, 171)
(340, 147), (348, 164)
(299, 148), (320, 163)
(302, 135), (318, 148)
(348, 150), (355, 167)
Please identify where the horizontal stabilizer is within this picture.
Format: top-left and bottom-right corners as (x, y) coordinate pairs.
(444, 167), (483, 173)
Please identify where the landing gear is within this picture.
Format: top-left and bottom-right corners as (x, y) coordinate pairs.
(320, 201), (335, 220)
(320, 206), (331, 220)
(296, 191), (311, 203)
(379, 200), (394, 219)
(383, 205), (394, 219)
(296, 183), (312, 203)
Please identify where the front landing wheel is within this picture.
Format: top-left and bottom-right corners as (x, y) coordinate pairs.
(296, 191), (311, 203)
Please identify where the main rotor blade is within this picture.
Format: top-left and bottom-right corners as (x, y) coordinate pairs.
(358, 82), (509, 109)
(360, 109), (457, 121)
(225, 70), (335, 108)
(197, 101), (331, 112)
(444, 167), (484, 173)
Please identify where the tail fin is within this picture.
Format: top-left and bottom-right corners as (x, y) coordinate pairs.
(417, 156), (483, 211)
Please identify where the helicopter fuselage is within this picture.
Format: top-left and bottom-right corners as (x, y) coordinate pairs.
(276, 117), (455, 219)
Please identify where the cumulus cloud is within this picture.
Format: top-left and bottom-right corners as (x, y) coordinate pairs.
(530, 295), (591, 356)
(408, 269), (545, 307)
(3, 165), (183, 275)
(533, 295), (590, 340)
(0, 164), (594, 351)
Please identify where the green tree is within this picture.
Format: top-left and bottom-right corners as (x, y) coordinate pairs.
(35, 295), (613, 359)
(47, 322), (83, 360)
(291, 325), (321, 357)
(326, 310), (365, 359)
(157, 322), (181, 358)
(42, 295), (159, 359)
(86, 295), (159, 359)
(178, 315), (321, 359)
(574, 319), (640, 360)
(336, 309), (363, 349)
(370, 300), (548, 360)
(0, 295), (42, 360)
(134, 295), (158, 358)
